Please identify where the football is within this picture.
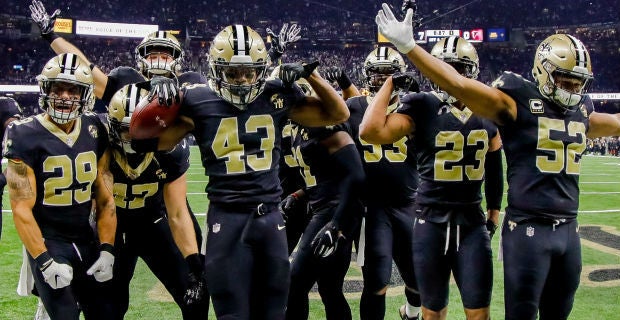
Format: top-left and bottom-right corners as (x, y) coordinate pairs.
(129, 92), (182, 139)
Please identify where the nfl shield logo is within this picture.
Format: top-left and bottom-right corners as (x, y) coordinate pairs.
(212, 223), (221, 234)
(526, 226), (535, 237)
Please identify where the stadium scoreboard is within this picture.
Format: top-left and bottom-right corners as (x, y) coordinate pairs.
(416, 29), (484, 44)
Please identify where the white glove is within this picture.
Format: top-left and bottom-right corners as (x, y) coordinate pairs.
(29, 0), (61, 36)
(87, 251), (114, 282)
(375, 3), (416, 54)
(41, 260), (73, 289)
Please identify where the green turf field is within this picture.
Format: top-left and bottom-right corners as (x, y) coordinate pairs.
(0, 147), (618, 319)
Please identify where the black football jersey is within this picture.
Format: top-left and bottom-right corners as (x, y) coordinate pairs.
(2, 113), (109, 243)
(289, 122), (347, 207)
(0, 97), (21, 165)
(346, 96), (418, 205)
(279, 120), (305, 195)
(493, 72), (592, 220)
(398, 92), (498, 208)
(179, 80), (306, 204)
(110, 139), (190, 228)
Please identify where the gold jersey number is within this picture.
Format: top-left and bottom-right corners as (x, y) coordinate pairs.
(42, 152), (98, 206)
(434, 129), (489, 181)
(536, 117), (586, 174)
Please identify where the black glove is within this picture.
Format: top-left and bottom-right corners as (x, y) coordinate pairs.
(323, 66), (353, 90)
(392, 71), (420, 93)
(29, 0), (61, 43)
(279, 61), (320, 87)
(136, 76), (180, 106)
(278, 193), (301, 223)
(267, 23), (302, 54)
(486, 219), (498, 239)
(401, 0), (422, 28)
(183, 253), (207, 306)
(311, 220), (343, 258)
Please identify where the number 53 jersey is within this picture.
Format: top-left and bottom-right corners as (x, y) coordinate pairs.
(493, 72), (593, 221)
(2, 113), (109, 243)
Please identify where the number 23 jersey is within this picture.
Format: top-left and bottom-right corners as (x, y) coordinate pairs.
(493, 72), (592, 220)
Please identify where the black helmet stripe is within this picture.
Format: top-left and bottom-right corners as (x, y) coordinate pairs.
(566, 34), (588, 68)
(232, 25), (250, 56)
(445, 36), (458, 54)
(60, 53), (77, 75)
(126, 85), (140, 117)
(376, 46), (388, 60)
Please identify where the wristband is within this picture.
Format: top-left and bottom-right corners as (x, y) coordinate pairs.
(100, 243), (114, 254)
(336, 74), (352, 90)
(185, 253), (204, 274)
(34, 251), (53, 271)
(42, 32), (60, 44)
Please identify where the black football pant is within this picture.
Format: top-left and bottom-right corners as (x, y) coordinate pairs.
(112, 215), (209, 319)
(502, 215), (581, 320)
(285, 200), (310, 255)
(360, 201), (419, 320)
(27, 238), (116, 320)
(205, 203), (290, 320)
(286, 203), (353, 320)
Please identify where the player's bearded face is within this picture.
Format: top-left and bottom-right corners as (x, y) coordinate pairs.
(145, 48), (175, 75)
(222, 66), (259, 85)
(48, 82), (82, 114)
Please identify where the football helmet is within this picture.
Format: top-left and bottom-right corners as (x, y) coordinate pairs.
(532, 34), (593, 112)
(363, 46), (406, 94)
(37, 53), (94, 124)
(108, 84), (149, 154)
(430, 36), (479, 104)
(135, 31), (184, 78)
(208, 25), (268, 109)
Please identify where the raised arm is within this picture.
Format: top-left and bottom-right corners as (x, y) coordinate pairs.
(587, 111), (620, 139)
(359, 76), (414, 144)
(375, 3), (516, 125)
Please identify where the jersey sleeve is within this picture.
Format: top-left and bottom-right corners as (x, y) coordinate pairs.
(101, 67), (146, 104)
(2, 120), (36, 167)
(160, 138), (190, 183)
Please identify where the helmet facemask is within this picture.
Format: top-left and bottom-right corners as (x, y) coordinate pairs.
(136, 32), (184, 78)
(210, 60), (267, 110)
(538, 59), (593, 112)
(37, 53), (94, 125)
(363, 47), (406, 96)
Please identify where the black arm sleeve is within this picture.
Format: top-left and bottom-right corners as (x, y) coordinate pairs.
(329, 144), (366, 226)
(484, 148), (504, 210)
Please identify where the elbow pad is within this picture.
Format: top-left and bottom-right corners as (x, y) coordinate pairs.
(484, 148), (504, 210)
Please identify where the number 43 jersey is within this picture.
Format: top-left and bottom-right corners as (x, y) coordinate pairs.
(2, 113), (109, 243)
(179, 80), (306, 205)
(493, 72), (593, 220)
(398, 92), (498, 208)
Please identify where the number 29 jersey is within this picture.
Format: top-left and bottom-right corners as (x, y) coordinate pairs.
(493, 72), (592, 221)
(3, 113), (109, 243)
(179, 80), (306, 205)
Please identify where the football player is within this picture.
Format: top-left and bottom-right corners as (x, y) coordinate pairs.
(3, 53), (116, 319)
(282, 78), (365, 320)
(360, 36), (503, 320)
(344, 46), (422, 320)
(0, 96), (21, 241)
(376, 4), (620, 319)
(104, 84), (208, 319)
(29, 0), (194, 107)
(131, 24), (349, 319)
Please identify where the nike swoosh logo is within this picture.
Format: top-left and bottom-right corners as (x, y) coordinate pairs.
(277, 224), (286, 230)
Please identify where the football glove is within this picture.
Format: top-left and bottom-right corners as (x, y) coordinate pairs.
(376, 3), (416, 54)
(183, 253), (207, 306)
(35, 252), (73, 289)
(267, 23), (302, 54)
(311, 220), (343, 258)
(486, 219), (498, 239)
(148, 76), (180, 107)
(392, 71), (420, 92)
(279, 61), (320, 87)
(87, 245), (115, 282)
(278, 193), (302, 223)
(323, 66), (353, 89)
(29, 0), (61, 42)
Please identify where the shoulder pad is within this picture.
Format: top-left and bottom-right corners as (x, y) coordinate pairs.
(108, 67), (146, 84)
(178, 72), (207, 87)
(491, 72), (531, 91)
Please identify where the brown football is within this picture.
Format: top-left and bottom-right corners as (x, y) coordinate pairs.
(129, 92), (182, 139)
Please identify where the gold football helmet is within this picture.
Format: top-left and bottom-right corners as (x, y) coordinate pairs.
(37, 53), (94, 124)
(135, 31), (184, 78)
(363, 46), (406, 94)
(208, 25), (269, 109)
(430, 36), (479, 103)
(532, 34), (593, 112)
(108, 84), (149, 154)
